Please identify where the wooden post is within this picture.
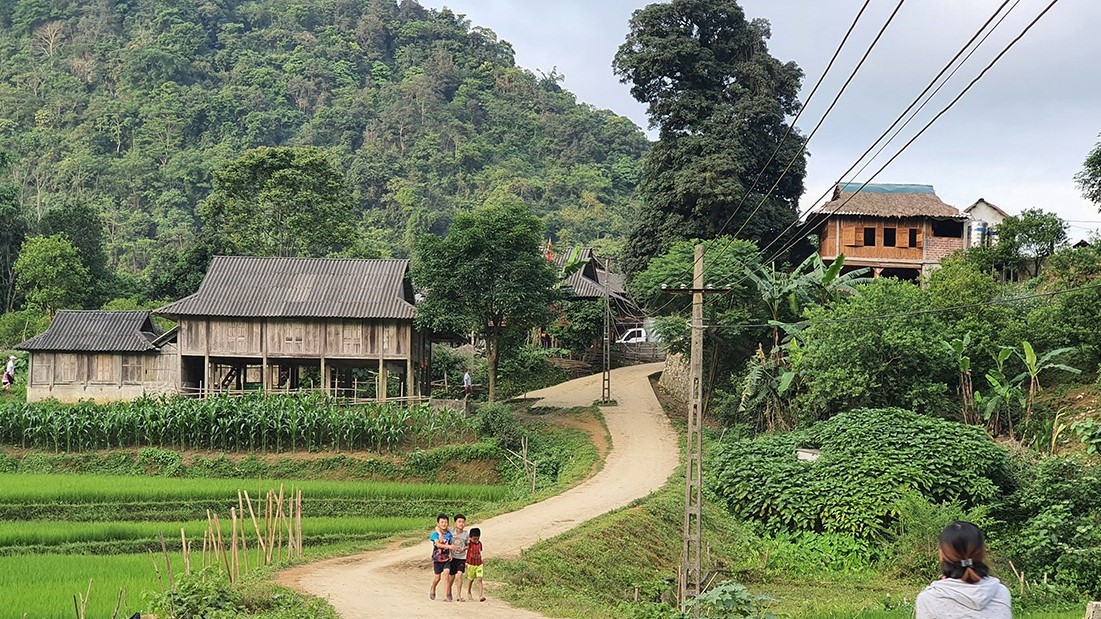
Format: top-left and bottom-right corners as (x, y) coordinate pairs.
(681, 245), (705, 607)
(377, 357), (385, 402)
(181, 528), (190, 575)
(1084, 602), (1101, 619)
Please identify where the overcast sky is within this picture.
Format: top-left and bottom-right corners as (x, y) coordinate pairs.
(419, 0), (1101, 240)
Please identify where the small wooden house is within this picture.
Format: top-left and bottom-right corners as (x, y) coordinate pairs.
(155, 256), (427, 399)
(15, 310), (178, 403)
(806, 183), (967, 280)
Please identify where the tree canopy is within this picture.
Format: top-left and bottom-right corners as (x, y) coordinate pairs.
(0, 0), (648, 306)
(412, 201), (561, 401)
(1076, 136), (1101, 207)
(613, 0), (806, 275)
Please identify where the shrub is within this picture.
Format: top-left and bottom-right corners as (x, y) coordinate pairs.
(710, 408), (1011, 539)
(145, 566), (239, 618)
(886, 491), (990, 579)
(996, 457), (1101, 598)
(475, 403), (525, 451)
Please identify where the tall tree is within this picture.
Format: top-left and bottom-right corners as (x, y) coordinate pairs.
(0, 151), (26, 312)
(1076, 136), (1101, 207)
(15, 234), (90, 316)
(199, 147), (356, 258)
(614, 0), (806, 275)
(412, 201), (561, 401)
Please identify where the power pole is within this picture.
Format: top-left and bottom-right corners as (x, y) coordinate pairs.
(601, 280), (611, 403)
(661, 245), (730, 609)
(682, 244), (704, 605)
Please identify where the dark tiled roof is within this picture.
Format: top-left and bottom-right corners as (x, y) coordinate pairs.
(552, 247), (628, 301)
(816, 183), (964, 219)
(16, 310), (161, 352)
(156, 256), (415, 319)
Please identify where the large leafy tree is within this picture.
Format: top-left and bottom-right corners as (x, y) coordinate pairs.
(14, 234), (90, 316)
(0, 151), (26, 313)
(1076, 136), (1101, 206)
(412, 201), (561, 401)
(199, 147), (355, 258)
(614, 0), (806, 275)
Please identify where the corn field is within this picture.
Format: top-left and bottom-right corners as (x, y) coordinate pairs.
(0, 393), (475, 452)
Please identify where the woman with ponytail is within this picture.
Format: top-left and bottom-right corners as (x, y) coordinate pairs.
(915, 521), (1011, 618)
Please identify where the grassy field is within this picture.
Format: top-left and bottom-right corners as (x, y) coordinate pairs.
(0, 472), (508, 618)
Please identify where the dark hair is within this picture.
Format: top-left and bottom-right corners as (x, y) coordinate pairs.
(938, 521), (990, 584)
(454, 513), (466, 521)
(469, 527), (480, 537)
(436, 514), (449, 523)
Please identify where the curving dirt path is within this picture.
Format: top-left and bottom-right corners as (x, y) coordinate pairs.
(279, 362), (679, 619)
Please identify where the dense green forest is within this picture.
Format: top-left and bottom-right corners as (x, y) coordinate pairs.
(0, 0), (649, 317)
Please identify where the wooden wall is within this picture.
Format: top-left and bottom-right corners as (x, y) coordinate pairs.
(179, 318), (415, 360)
(820, 217), (929, 261)
(26, 347), (179, 403)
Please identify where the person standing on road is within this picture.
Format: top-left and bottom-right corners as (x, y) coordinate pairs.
(429, 514), (453, 601)
(446, 514), (469, 601)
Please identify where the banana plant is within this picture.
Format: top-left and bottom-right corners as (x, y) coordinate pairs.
(943, 334), (977, 425)
(1012, 341), (1080, 433)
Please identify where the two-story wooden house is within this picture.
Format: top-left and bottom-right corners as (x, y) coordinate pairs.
(806, 183), (967, 280)
(155, 256), (427, 400)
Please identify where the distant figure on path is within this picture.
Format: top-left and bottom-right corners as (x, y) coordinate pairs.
(3, 355), (15, 390)
(428, 514), (453, 601)
(465, 527), (485, 602)
(915, 521), (1011, 619)
(462, 370), (473, 398)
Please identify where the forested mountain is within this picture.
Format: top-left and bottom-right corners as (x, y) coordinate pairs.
(0, 0), (649, 310)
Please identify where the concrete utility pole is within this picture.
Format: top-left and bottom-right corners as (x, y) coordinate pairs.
(601, 280), (611, 402)
(661, 245), (729, 608)
(681, 244), (704, 605)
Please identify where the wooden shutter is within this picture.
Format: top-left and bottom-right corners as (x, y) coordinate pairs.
(914, 228), (924, 249)
(841, 225), (858, 247)
(897, 228), (909, 248)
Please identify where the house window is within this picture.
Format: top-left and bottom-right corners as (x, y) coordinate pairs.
(31, 355), (52, 385)
(883, 227), (897, 247)
(122, 355), (142, 384)
(55, 353), (78, 384)
(863, 227), (876, 247)
(90, 354), (115, 383)
(341, 321), (362, 354)
(909, 229), (919, 248)
(931, 219), (964, 237)
(283, 327), (304, 351)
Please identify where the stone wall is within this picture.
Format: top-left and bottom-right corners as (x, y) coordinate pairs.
(657, 352), (691, 404)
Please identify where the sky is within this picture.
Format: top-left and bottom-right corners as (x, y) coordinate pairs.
(418, 0), (1101, 240)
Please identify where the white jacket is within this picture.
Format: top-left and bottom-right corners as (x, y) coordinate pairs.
(915, 576), (1012, 619)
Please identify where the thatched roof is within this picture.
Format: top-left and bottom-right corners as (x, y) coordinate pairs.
(815, 183), (964, 219)
(157, 256), (415, 320)
(16, 310), (161, 353)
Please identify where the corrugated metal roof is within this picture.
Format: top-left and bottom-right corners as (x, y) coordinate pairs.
(16, 310), (161, 352)
(156, 256), (416, 319)
(816, 184), (963, 219)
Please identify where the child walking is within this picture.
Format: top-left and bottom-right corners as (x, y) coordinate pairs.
(465, 527), (485, 602)
(428, 514), (453, 600)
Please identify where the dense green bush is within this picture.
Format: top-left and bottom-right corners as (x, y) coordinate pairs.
(791, 279), (956, 421)
(710, 408), (1011, 539)
(496, 344), (568, 399)
(476, 402), (526, 451)
(995, 457), (1101, 598)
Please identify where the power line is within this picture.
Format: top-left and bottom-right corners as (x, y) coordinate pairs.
(700, 280), (1101, 331)
(750, 0), (1028, 270)
(698, 0), (875, 244)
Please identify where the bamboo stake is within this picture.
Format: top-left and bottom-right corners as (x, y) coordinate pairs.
(237, 491), (250, 573)
(244, 490), (266, 567)
(149, 549), (163, 591)
(265, 490), (274, 564)
(275, 484), (286, 561)
(213, 513), (231, 582)
(181, 528), (190, 575)
(231, 507), (239, 581)
(296, 489), (303, 559)
(110, 588), (125, 619)
(158, 532), (174, 589)
(285, 490), (294, 558)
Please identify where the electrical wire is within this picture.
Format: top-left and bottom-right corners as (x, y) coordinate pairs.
(697, 281), (1101, 331)
(749, 0), (1024, 269)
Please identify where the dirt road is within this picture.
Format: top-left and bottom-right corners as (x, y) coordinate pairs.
(279, 362), (679, 618)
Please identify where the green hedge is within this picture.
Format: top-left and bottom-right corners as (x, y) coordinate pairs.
(710, 408), (1012, 539)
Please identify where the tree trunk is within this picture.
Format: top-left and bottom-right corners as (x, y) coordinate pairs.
(486, 336), (498, 402)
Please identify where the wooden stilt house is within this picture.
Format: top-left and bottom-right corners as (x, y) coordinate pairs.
(155, 256), (428, 400)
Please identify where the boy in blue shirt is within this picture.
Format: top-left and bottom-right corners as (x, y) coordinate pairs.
(429, 514), (453, 600)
